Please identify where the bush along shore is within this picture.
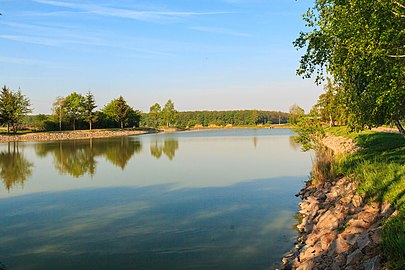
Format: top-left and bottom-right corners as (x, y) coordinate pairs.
(280, 129), (405, 270)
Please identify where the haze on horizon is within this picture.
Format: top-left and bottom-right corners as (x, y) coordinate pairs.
(0, 0), (322, 114)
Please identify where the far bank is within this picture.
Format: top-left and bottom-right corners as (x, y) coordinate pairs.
(0, 124), (294, 143)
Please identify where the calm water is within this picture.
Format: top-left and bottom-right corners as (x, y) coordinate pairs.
(0, 128), (311, 270)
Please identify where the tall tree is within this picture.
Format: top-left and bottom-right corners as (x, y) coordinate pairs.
(289, 104), (305, 125)
(162, 99), (178, 127)
(52, 96), (66, 131)
(0, 86), (32, 133)
(315, 78), (348, 127)
(83, 91), (97, 130)
(64, 92), (84, 130)
(149, 103), (161, 127)
(294, 0), (405, 135)
(11, 90), (32, 133)
(0, 86), (14, 133)
(103, 96), (131, 129)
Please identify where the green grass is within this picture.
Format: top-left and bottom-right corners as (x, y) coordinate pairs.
(329, 127), (405, 269)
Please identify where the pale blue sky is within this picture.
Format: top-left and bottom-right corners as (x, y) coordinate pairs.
(0, 0), (322, 114)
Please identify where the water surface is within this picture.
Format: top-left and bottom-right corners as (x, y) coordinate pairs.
(0, 128), (311, 270)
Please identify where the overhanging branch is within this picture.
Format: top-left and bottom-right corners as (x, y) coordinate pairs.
(388, 54), (405, 58)
(394, 1), (405, 9)
(393, 1), (405, 17)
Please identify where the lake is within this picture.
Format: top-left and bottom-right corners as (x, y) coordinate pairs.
(0, 128), (312, 270)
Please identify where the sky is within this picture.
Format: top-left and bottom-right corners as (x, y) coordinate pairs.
(0, 0), (323, 114)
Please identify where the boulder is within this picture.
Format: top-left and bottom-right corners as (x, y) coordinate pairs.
(356, 232), (371, 251)
(334, 235), (351, 254)
(364, 256), (381, 270)
(317, 210), (339, 231)
(346, 249), (364, 266)
(320, 232), (335, 251)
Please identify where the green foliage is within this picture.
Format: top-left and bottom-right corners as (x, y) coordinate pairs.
(295, 0), (405, 134)
(162, 99), (178, 127)
(64, 92), (85, 130)
(289, 104), (305, 125)
(382, 211), (405, 270)
(49, 93), (140, 131)
(52, 96), (66, 131)
(149, 103), (161, 127)
(293, 117), (326, 151)
(0, 86), (32, 133)
(0, 86), (13, 129)
(83, 91), (97, 130)
(335, 131), (405, 206)
(315, 78), (348, 126)
(127, 109), (141, 128)
(172, 110), (288, 128)
(103, 96), (138, 129)
(27, 114), (49, 131)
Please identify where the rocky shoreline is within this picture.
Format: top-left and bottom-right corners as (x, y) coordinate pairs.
(0, 128), (158, 143)
(280, 177), (395, 270)
(279, 135), (397, 270)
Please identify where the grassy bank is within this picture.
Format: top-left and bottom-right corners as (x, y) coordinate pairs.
(327, 127), (405, 270)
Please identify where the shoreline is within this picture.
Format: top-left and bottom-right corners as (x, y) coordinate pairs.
(279, 134), (395, 270)
(0, 128), (160, 143)
(0, 125), (293, 143)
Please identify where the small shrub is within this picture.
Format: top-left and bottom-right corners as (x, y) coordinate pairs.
(310, 146), (335, 185)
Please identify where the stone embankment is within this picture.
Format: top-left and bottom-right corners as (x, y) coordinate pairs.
(279, 135), (396, 270)
(0, 129), (157, 143)
(281, 178), (395, 270)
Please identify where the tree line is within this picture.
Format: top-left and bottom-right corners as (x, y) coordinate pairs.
(0, 86), (144, 133)
(142, 108), (289, 128)
(0, 85), (293, 133)
(50, 92), (141, 131)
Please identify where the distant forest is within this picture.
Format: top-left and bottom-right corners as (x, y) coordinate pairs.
(22, 109), (289, 131)
(141, 110), (289, 128)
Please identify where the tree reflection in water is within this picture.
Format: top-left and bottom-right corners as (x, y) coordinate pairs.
(35, 137), (142, 177)
(103, 137), (142, 170)
(0, 142), (33, 191)
(150, 138), (179, 160)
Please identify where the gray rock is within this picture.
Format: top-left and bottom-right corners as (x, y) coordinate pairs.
(364, 255), (381, 270)
(356, 232), (371, 251)
(346, 249), (364, 266)
(330, 263), (340, 270)
(335, 254), (346, 267)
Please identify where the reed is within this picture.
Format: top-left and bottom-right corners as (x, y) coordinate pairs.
(310, 146), (335, 186)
